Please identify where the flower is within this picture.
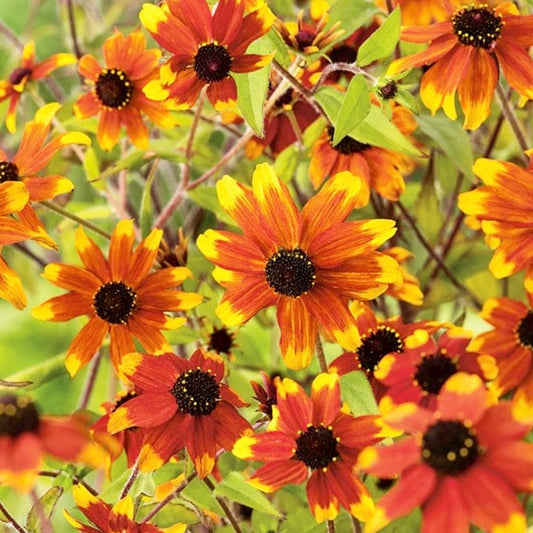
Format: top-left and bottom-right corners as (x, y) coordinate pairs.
(329, 301), (440, 400)
(233, 373), (386, 522)
(0, 394), (104, 492)
(107, 349), (252, 477)
(250, 371), (279, 419)
(388, 2), (533, 130)
(32, 219), (202, 377)
(382, 246), (424, 305)
(377, 0), (463, 26)
(458, 155), (533, 280)
(75, 29), (176, 151)
(469, 294), (533, 420)
(374, 327), (497, 412)
(0, 41), (75, 132)
(139, 0), (274, 109)
(309, 102), (417, 206)
(197, 163), (400, 369)
(64, 483), (186, 533)
(358, 372), (533, 533)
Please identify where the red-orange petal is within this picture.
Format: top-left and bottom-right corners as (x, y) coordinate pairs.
(65, 317), (108, 376)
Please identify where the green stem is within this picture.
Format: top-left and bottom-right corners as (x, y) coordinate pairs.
(327, 519), (336, 533)
(40, 200), (111, 239)
(316, 335), (328, 373)
(77, 350), (102, 409)
(0, 501), (27, 533)
(203, 477), (243, 533)
(119, 463), (140, 499)
(495, 83), (529, 159)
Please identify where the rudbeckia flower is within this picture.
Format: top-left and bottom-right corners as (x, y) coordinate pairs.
(0, 41), (75, 133)
(108, 349), (252, 477)
(382, 246), (424, 305)
(64, 483), (185, 533)
(75, 29), (176, 151)
(139, 0), (274, 109)
(0, 394), (105, 492)
(197, 163), (400, 369)
(458, 155), (533, 280)
(32, 219), (202, 377)
(309, 102), (417, 206)
(358, 373), (533, 533)
(388, 1), (533, 130)
(233, 373), (386, 523)
(375, 328), (497, 412)
(377, 0), (463, 26)
(469, 294), (533, 420)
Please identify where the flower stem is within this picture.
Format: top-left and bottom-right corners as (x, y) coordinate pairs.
(328, 519), (336, 533)
(40, 200), (112, 239)
(0, 501), (27, 533)
(120, 463), (140, 499)
(204, 477), (243, 533)
(30, 489), (53, 533)
(316, 335), (328, 373)
(77, 350), (102, 410)
(65, 0), (83, 59)
(495, 83), (529, 160)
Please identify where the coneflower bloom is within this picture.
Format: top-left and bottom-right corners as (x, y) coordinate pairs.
(64, 483), (186, 533)
(233, 373), (387, 522)
(108, 349), (252, 477)
(377, 0), (463, 25)
(388, 2), (533, 129)
(32, 219), (202, 377)
(0, 41), (75, 132)
(197, 164), (400, 369)
(458, 155), (533, 280)
(75, 29), (176, 151)
(0, 394), (105, 492)
(358, 373), (533, 533)
(140, 0), (274, 110)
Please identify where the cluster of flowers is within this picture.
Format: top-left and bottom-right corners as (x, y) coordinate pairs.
(2, 0), (533, 532)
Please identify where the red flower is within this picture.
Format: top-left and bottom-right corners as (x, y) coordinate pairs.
(108, 349), (252, 477)
(233, 373), (387, 522)
(359, 373), (533, 533)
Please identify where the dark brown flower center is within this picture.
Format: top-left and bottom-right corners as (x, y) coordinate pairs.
(414, 353), (458, 395)
(357, 326), (403, 376)
(452, 6), (503, 49)
(275, 88), (294, 108)
(208, 326), (234, 355)
(93, 281), (137, 324)
(95, 68), (133, 109)
(328, 126), (370, 155)
(516, 310), (533, 349)
(328, 44), (358, 65)
(0, 161), (19, 183)
(8, 67), (32, 86)
(378, 81), (398, 100)
(171, 368), (220, 416)
(194, 43), (233, 82)
(295, 29), (316, 50)
(294, 424), (339, 469)
(0, 395), (40, 438)
(422, 420), (480, 475)
(265, 248), (316, 297)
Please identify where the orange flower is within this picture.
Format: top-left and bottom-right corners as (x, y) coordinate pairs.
(140, 0), (274, 109)
(0, 394), (104, 492)
(75, 29), (176, 151)
(376, 0), (463, 25)
(0, 41), (75, 132)
(197, 164), (400, 369)
(388, 1), (533, 129)
(32, 219), (202, 377)
(309, 102), (417, 206)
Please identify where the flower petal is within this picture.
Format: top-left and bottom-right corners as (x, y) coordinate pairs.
(65, 318), (108, 376)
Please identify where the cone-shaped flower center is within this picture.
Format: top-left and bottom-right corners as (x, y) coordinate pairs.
(294, 424), (339, 469)
(414, 353), (458, 394)
(265, 248), (316, 297)
(0, 161), (19, 183)
(295, 30), (316, 50)
(357, 326), (403, 375)
(0, 395), (40, 438)
(516, 310), (533, 349)
(422, 420), (480, 475)
(208, 326), (234, 355)
(8, 67), (32, 86)
(329, 44), (357, 64)
(194, 43), (233, 82)
(95, 68), (133, 109)
(328, 127), (370, 155)
(171, 368), (221, 416)
(452, 6), (503, 49)
(93, 281), (137, 324)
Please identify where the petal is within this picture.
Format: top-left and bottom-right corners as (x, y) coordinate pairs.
(206, 77), (237, 110)
(277, 297), (318, 370)
(125, 227), (162, 287)
(0, 181), (29, 215)
(78, 54), (102, 80)
(357, 438), (421, 478)
(31, 292), (92, 321)
(275, 377), (313, 434)
(249, 460), (307, 492)
(483, 441), (533, 492)
(496, 39), (533, 100)
(187, 415), (217, 478)
(229, 5), (274, 53)
(214, 402), (252, 450)
(42, 263), (100, 294)
(311, 373), (340, 426)
(127, 315), (170, 354)
(118, 352), (178, 391)
(212, 0), (244, 43)
(335, 413), (384, 449)
(109, 219), (135, 280)
(97, 110), (122, 151)
(0, 256), (27, 309)
(136, 266), (193, 292)
(232, 432), (295, 462)
(71, 484), (111, 530)
(22, 175), (73, 202)
(119, 107), (149, 150)
(168, 0), (213, 42)
(65, 318), (108, 376)
(231, 53), (273, 74)
(307, 469), (339, 522)
(74, 92), (100, 119)
(75, 226), (111, 281)
(109, 325), (136, 374)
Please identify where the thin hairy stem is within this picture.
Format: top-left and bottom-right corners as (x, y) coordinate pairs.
(77, 350), (102, 409)
(316, 335), (328, 373)
(0, 501), (27, 533)
(65, 0), (84, 59)
(495, 83), (529, 159)
(204, 477), (243, 533)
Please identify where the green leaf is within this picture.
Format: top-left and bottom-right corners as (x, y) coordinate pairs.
(234, 35), (274, 137)
(96, 150), (156, 181)
(273, 144), (300, 183)
(98, 468), (155, 501)
(332, 74), (370, 145)
(349, 106), (421, 156)
(414, 171), (443, 245)
(357, 7), (401, 67)
(187, 185), (235, 227)
(139, 161), (157, 237)
(265, 27), (290, 67)
(340, 372), (379, 416)
(26, 486), (63, 533)
(313, 86), (343, 125)
(182, 478), (225, 515)
(416, 114), (474, 178)
(82, 146), (100, 182)
(2, 354), (67, 390)
(214, 471), (282, 518)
